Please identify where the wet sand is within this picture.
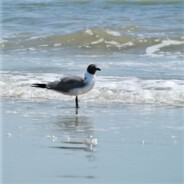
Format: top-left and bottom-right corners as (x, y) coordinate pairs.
(2, 99), (183, 184)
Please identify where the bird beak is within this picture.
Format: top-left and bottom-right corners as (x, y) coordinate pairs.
(96, 68), (101, 71)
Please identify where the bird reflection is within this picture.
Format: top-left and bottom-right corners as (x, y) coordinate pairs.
(51, 114), (98, 152)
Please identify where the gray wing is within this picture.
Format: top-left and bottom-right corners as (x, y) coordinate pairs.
(47, 75), (85, 92)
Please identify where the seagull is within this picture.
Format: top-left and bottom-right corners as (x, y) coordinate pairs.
(32, 64), (101, 109)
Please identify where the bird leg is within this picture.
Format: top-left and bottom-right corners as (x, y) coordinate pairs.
(75, 96), (79, 109)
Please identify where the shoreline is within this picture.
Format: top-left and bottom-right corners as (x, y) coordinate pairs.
(2, 98), (183, 183)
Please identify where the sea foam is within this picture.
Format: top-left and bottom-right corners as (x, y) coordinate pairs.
(146, 40), (184, 57)
(1, 72), (184, 106)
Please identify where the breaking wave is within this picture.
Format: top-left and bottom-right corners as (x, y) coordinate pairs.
(1, 71), (184, 106)
(1, 28), (184, 56)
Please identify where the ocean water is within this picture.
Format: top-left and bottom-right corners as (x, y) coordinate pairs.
(1, 0), (184, 183)
(1, 0), (184, 105)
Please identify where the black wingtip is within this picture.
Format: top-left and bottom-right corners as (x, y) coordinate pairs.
(31, 83), (47, 88)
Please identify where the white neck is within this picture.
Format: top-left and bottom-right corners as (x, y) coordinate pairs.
(84, 71), (96, 84)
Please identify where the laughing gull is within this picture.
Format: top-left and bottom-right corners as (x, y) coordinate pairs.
(32, 64), (101, 108)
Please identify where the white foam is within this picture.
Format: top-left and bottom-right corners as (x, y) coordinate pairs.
(105, 41), (134, 49)
(39, 44), (48, 47)
(1, 72), (184, 106)
(146, 39), (184, 56)
(121, 42), (134, 47)
(90, 39), (104, 45)
(105, 40), (120, 48)
(85, 29), (94, 36)
(54, 43), (61, 47)
(29, 34), (50, 40)
(106, 30), (121, 36)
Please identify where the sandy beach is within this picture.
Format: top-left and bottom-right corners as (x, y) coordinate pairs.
(2, 98), (183, 183)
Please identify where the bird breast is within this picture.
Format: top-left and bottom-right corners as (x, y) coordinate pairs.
(68, 79), (95, 96)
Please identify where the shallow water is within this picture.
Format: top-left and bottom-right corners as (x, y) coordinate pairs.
(2, 99), (183, 183)
(1, 0), (184, 183)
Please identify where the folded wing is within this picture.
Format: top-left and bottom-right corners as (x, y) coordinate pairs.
(47, 76), (85, 93)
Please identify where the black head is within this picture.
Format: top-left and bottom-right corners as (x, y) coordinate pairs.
(87, 64), (101, 75)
